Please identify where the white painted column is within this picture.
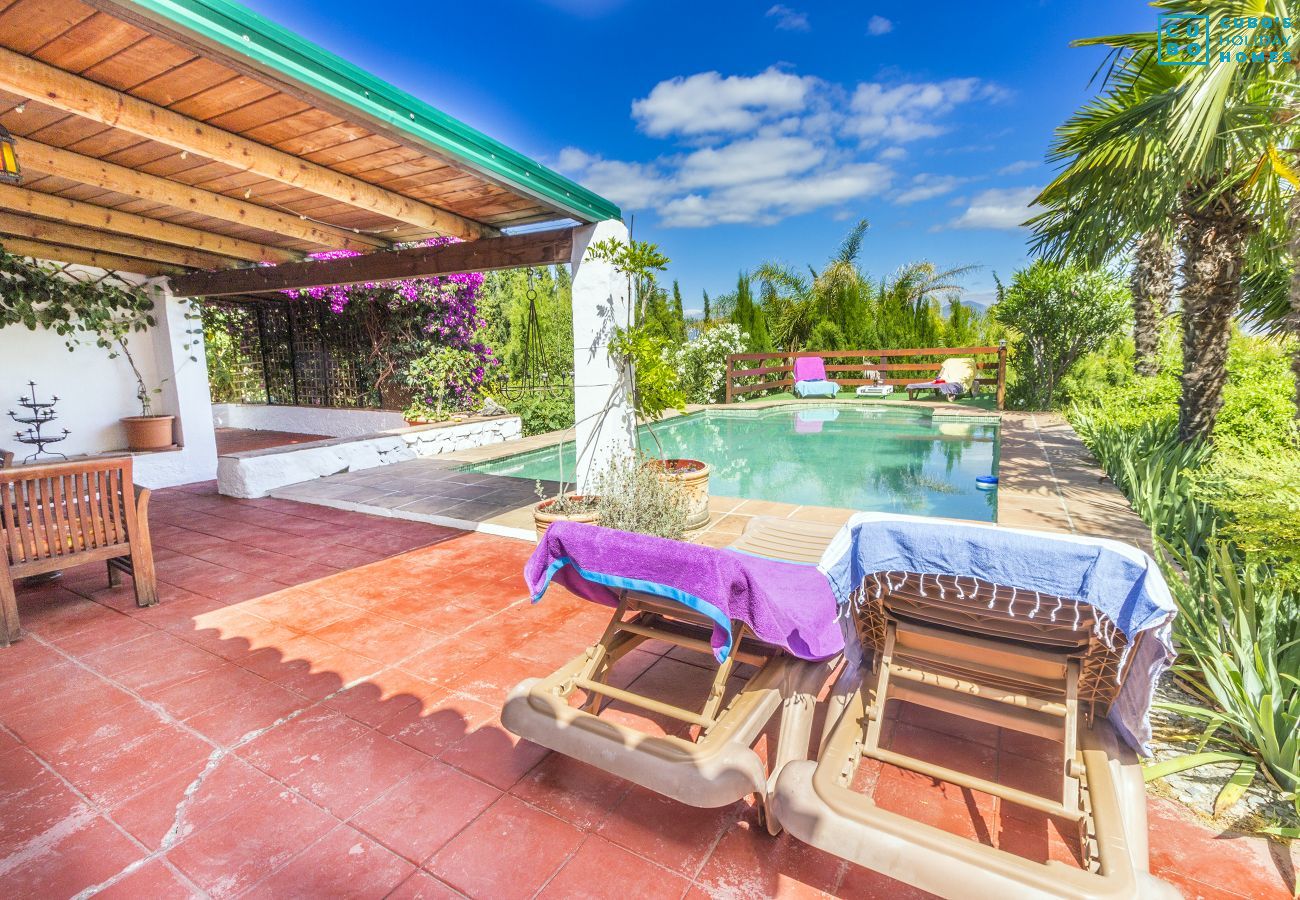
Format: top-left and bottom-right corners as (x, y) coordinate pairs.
(569, 219), (635, 491)
(137, 279), (218, 487)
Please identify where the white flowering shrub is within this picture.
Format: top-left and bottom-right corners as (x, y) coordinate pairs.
(673, 323), (749, 404)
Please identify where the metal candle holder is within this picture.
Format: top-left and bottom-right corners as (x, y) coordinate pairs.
(8, 381), (69, 463)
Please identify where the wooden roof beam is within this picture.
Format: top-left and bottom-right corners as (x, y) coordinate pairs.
(0, 236), (182, 277)
(18, 139), (384, 253)
(0, 183), (300, 264)
(171, 227), (574, 297)
(0, 211), (233, 270)
(0, 47), (495, 242)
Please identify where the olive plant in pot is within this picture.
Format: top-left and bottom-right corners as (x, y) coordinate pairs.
(583, 238), (710, 527)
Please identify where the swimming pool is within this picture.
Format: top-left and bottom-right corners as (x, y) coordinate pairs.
(463, 405), (999, 521)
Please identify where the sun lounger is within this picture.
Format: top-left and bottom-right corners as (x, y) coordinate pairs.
(906, 357), (977, 400)
(793, 356), (840, 399)
(772, 513), (1179, 899)
(503, 517), (843, 829)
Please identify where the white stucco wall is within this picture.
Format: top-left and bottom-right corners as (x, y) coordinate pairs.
(212, 403), (407, 437)
(0, 266), (217, 488)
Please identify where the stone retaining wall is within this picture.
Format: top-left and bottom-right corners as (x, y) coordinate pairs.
(217, 415), (522, 498)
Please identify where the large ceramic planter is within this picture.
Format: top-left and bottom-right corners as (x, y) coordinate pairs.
(121, 415), (174, 451)
(652, 458), (710, 531)
(533, 495), (600, 541)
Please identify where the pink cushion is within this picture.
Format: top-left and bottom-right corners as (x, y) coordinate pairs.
(793, 356), (826, 381)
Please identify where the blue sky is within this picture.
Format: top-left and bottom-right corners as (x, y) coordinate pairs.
(244, 0), (1153, 311)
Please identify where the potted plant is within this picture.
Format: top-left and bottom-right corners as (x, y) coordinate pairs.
(594, 453), (691, 539)
(532, 487), (601, 540)
(401, 345), (480, 426)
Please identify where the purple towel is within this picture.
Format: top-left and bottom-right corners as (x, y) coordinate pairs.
(793, 356), (827, 382)
(524, 521), (844, 662)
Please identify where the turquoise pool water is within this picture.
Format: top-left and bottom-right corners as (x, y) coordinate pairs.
(463, 405), (1000, 522)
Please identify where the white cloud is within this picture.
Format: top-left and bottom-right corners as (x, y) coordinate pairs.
(766, 4), (810, 31)
(997, 159), (1038, 175)
(631, 68), (816, 138)
(867, 15), (892, 35)
(677, 136), (824, 189)
(893, 173), (967, 205)
(659, 163), (892, 228)
(560, 68), (1006, 228)
(849, 78), (1007, 143)
(946, 186), (1042, 230)
(555, 148), (673, 209)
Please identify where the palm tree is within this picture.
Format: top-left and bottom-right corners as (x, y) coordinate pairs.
(1032, 7), (1293, 442)
(755, 219), (871, 350)
(1130, 230), (1177, 376)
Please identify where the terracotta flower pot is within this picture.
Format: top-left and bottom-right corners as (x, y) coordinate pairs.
(650, 458), (711, 531)
(533, 495), (600, 542)
(121, 415), (175, 452)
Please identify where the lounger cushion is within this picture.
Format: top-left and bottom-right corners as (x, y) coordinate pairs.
(794, 379), (839, 398)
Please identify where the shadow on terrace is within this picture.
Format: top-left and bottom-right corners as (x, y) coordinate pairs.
(1, 484), (886, 898)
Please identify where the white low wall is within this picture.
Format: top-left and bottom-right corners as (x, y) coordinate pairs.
(212, 403), (407, 437)
(218, 415), (523, 498)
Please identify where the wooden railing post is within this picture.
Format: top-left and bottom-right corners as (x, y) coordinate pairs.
(725, 355), (735, 404)
(996, 340), (1008, 410)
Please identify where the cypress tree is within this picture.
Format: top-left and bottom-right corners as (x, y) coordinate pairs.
(702, 290), (711, 323)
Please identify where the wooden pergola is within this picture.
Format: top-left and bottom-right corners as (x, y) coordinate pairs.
(0, 0), (636, 490)
(0, 0), (620, 284)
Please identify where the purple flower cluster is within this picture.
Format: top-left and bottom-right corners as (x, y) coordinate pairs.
(284, 237), (498, 400)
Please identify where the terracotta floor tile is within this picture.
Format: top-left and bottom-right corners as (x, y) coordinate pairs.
(0, 749), (85, 853)
(93, 860), (202, 899)
(182, 679), (310, 747)
(895, 700), (1000, 749)
(511, 754), (632, 831)
(835, 863), (939, 899)
(449, 652), (541, 704)
(350, 759), (501, 864)
(167, 785), (337, 898)
(180, 608), (301, 661)
(540, 835), (690, 900)
(0, 812), (143, 898)
(322, 667), (442, 728)
(386, 871), (464, 899)
(238, 707), (370, 782)
(2, 668), (137, 743)
(109, 754), (279, 851)
(439, 718), (550, 790)
(53, 718), (213, 809)
(886, 722), (1000, 786)
(400, 639), (494, 687)
(428, 794), (585, 900)
(279, 728), (431, 819)
(599, 785), (741, 876)
(241, 823), (416, 899)
(47, 610), (159, 656)
(309, 611), (443, 664)
(872, 766), (996, 845)
(148, 662), (277, 721)
(0, 636), (65, 682)
(239, 587), (363, 633)
(85, 630), (227, 696)
(378, 693), (497, 757)
(692, 809), (845, 899)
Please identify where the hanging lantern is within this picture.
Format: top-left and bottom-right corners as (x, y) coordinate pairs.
(0, 124), (19, 184)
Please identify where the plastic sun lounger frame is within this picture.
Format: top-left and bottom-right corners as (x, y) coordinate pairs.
(772, 570), (1178, 899)
(502, 518), (842, 830)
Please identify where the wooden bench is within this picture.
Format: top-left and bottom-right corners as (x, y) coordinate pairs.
(1, 456), (158, 647)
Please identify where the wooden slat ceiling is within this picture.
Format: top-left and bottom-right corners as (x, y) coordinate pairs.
(0, 0), (583, 276)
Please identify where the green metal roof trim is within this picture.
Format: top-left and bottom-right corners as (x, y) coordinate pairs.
(115, 0), (622, 225)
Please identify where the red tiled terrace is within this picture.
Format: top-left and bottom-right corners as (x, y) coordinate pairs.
(0, 484), (1286, 899)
